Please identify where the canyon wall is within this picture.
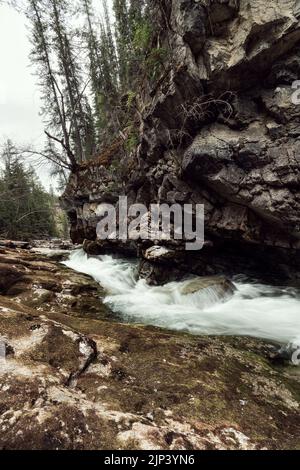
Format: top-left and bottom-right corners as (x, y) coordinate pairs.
(62, 0), (300, 285)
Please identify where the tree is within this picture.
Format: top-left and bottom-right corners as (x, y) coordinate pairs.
(49, 0), (92, 162)
(26, 0), (95, 169)
(113, 0), (130, 91)
(0, 140), (59, 240)
(26, 0), (77, 169)
(23, 0), (153, 173)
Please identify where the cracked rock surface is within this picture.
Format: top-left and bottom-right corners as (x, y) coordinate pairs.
(0, 247), (299, 450)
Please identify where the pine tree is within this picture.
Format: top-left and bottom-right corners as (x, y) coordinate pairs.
(27, 0), (96, 167)
(24, 0), (154, 171)
(49, 0), (96, 162)
(26, 0), (78, 169)
(0, 140), (59, 240)
(82, 0), (103, 143)
(113, 0), (130, 91)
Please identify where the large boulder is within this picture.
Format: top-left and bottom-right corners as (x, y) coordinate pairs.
(181, 276), (235, 300)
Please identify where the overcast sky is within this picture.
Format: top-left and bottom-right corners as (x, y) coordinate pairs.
(0, 1), (111, 190)
(0, 3), (51, 186)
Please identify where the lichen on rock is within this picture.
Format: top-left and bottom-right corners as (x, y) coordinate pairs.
(0, 247), (299, 450)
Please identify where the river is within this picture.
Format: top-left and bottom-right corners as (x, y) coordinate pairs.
(64, 249), (300, 351)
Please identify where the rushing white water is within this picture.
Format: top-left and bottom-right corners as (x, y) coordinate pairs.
(64, 250), (300, 348)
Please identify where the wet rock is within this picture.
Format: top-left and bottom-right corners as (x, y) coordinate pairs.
(0, 263), (26, 294)
(270, 343), (300, 366)
(61, 0), (300, 284)
(144, 245), (177, 262)
(181, 276), (235, 300)
(139, 259), (183, 285)
(30, 248), (71, 262)
(0, 249), (299, 450)
(83, 239), (137, 257)
(31, 239), (73, 250)
(0, 247), (111, 320)
(0, 240), (31, 250)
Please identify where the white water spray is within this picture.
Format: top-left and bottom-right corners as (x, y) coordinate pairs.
(64, 250), (300, 349)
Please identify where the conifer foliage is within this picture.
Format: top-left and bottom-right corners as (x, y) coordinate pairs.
(25, 0), (153, 169)
(0, 140), (60, 240)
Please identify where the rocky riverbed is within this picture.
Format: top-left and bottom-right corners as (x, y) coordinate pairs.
(0, 246), (299, 450)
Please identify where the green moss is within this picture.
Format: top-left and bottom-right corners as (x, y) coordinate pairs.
(125, 127), (139, 153)
(126, 90), (137, 110)
(133, 20), (152, 52)
(146, 47), (169, 81)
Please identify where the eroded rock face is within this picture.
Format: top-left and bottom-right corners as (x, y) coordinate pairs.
(183, 123), (300, 244)
(0, 248), (299, 450)
(62, 0), (300, 285)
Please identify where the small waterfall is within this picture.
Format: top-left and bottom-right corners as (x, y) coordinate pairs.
(64, 250), (300, 351)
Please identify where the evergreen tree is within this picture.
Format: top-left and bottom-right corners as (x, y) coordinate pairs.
(0, 140), (59, 240)
(26, 0), (96, 167)
(24, 0), (154, 169)
(82, 0), (103, 142)
(26, 0), (77, 169)
(113, 0), (130, 91)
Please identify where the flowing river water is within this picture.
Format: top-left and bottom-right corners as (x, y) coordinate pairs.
(64, 250), (300, 351)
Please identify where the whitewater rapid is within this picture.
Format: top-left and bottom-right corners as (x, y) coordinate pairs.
(64, 250), (300, 348)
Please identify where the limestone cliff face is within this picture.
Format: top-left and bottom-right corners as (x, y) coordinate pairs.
(62, 0), (300, 284)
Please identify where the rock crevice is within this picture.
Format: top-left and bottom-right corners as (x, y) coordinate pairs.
(62, 0), (300, 284)
(0, 247), (299, 450)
